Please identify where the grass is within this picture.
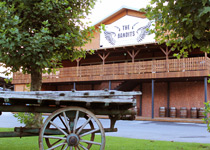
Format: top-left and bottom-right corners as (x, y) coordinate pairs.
(0, 128), (210, 150)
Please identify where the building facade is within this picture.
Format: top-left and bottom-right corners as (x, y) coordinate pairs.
(12, 7), (209, 119)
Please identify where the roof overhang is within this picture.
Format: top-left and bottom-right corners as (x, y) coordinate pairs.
(93, 6), (145, 27)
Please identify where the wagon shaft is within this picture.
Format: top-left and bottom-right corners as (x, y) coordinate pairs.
(0, 127), (118, 138)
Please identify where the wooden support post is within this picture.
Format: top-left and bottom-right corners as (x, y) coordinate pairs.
(139, 83), (142, 116)
(167, 82), (170, 117)
(152, 79), (155, 119)
(98, 52), (110, 65)
(76, 58), (82, 67)
(73, 82), (76, 90)
(204, 77), (208, 103)
(109, 81), (112, 90)
(205, 52), (208, 58)
(98, 52), (110, 76)
(127, 50), (140, 63)
(76, 58), (82, 76)
(160, 47), (172, 72)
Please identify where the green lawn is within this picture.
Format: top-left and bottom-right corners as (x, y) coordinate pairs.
(0, 128), (210, 150)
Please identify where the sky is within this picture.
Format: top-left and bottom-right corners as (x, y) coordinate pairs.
(88, 0), (150, 25)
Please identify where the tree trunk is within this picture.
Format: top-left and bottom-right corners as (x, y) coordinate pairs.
(30, 69), (42, 91)
(29, 68), (43, 128)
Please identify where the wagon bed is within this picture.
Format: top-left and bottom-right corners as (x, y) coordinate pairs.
(0, 90), (141, 150)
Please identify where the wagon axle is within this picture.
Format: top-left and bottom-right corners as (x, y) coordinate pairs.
(67, 133), (80, 146)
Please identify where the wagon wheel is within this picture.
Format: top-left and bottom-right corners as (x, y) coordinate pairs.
(39, 106), (105, 150)
(45, 115), (95, 149)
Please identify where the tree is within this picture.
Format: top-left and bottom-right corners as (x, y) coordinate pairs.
(0, 0), (96, 91)
(144, 0), (210, 131)
(0, 0), (96, 127)
(143, 0), (210, 57)
(204, 102), (210, 131)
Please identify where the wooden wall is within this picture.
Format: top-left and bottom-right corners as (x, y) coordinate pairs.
(14, 81), (123, 92)
(170, 82), (205, 118)
(14, 80), (208, 119)
(141, 82), (167, 117)
(141, 81), (208, 118)
(14, 84), (29, 91)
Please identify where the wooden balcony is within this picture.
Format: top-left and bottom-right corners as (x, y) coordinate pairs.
(12, 57), (210, 84)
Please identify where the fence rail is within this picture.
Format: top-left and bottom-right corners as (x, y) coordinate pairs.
(12, 57), (210, 84)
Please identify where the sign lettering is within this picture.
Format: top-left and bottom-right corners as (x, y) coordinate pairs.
(100, 16), (155, 48)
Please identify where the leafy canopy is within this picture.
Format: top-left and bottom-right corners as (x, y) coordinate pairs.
(0, 0), (96, 75)
(143, 0), (210, 57)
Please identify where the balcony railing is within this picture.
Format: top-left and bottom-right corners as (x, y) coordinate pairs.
(12, 57), (210, 84)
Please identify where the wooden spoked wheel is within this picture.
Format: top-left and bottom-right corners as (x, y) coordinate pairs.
(45, 115), (95, 149)
(39, 106), (105, 150)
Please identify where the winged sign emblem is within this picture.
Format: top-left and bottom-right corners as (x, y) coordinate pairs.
(104, 31), (116, 45)
(136, 22), (151, 42)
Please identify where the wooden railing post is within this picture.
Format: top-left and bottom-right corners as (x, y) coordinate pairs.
(98, 52), (110, 76)
(127, 50), (140, 74)
(127, 50), (140, 63)
(76, 58), (82, 77)
(124, 62), (127, 75)
(160, 47), (172, 72)
(205, 53), (208, 70)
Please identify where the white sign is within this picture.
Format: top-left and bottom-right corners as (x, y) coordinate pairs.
(100, 16), (155, 48)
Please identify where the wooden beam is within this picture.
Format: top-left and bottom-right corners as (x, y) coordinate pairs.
(160, 47), (172, 56)
(127, 50), (133, 59)
(160, 47), (173, 72)
(160, 47), (167, 55)
(98, 52), (110, 65)
(168, 48), (172, 55)
(127, 50), (140, 63)
(104, 52), (110, 60)
(98, 53), (103, 60)
(135, 50), (140, 57)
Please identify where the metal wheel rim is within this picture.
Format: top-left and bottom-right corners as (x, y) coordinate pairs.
(39, 106), (105, 150)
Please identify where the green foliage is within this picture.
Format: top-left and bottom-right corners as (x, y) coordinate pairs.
(4, 78), (12, 84)
(14, 112), (43, 128)
(203, 102), (210, 132)
(0, 0), (96, 75)
(143, 0), (210, 57)
(100, 24), (106, 33)
(0, 0), (97, 126)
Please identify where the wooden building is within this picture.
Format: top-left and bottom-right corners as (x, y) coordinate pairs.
(12, 7), (209, 119)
